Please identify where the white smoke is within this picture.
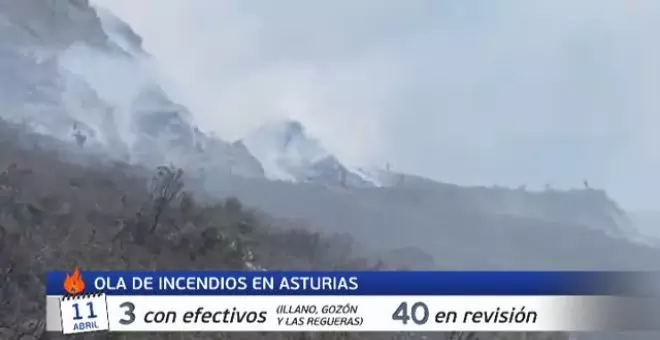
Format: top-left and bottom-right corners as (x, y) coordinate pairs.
(91, 0), (660, 210)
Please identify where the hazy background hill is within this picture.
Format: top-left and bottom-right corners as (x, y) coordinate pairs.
(198, 172), (660, 270)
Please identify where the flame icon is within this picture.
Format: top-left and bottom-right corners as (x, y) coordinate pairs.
(63, 267), (85, 295)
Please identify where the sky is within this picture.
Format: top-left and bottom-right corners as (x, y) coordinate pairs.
(91, 0), (660, 211)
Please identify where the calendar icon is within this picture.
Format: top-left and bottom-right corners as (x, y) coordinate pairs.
(59, 293), (110, 334)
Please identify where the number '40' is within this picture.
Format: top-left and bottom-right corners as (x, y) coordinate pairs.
(72, 302), (98, 320)
(392, 302), (429, 325)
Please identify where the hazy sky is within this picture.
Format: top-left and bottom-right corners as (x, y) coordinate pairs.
(91, 0), (660, 211)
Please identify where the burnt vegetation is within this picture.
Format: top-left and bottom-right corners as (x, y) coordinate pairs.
(0, 121), (567, 340)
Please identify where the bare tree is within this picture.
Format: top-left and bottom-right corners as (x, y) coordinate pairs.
(147, 165), (184, 233)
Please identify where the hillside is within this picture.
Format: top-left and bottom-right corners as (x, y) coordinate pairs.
(197, 171), (660, 270)
(0, 119), (568, 340)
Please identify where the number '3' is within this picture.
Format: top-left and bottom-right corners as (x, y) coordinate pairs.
(119, 302), (136, 325)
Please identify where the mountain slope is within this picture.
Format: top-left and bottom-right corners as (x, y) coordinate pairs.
(0, 0), (264, 178)
(0, 117), (383, 339)
(3, 0), (648, 264)
(360, 169), (638, 238)
(196, 171), (660, 270)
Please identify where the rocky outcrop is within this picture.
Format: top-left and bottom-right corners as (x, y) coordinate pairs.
(0, 0), (266, 179)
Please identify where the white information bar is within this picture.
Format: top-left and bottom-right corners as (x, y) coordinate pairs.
(47, 295), (614, 333)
